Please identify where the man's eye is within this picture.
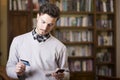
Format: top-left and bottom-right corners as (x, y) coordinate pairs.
(42, 21), (45, 24)
(48, 24), (53, 27)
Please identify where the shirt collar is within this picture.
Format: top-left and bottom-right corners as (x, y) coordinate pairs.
(32, 29), (50, 42)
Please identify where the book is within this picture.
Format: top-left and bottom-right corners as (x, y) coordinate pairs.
(9, 0), (12, 10)
(33, 0), (39, 11)
(32, 18), (37, 28)
(102, 0), (107, 12)
(110, 0), (114, 12)
(81, 31), (87, 42)
(17, 0), (22, 10)
(38, 0), (49, 6)
(13, 0), (17, 10)
(82, 61), (86, 71)
(74, 60), (81, 71)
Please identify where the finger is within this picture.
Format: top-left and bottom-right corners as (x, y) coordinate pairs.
(16, 67), (22, 72)
(16, 62), (25, 73)
(55, 68), (60, 72)
(17, 62), (26, 69)
(19, 61), (26, 67)
(57, 73), (64, 79)
(15, 67), (25, 76)
(51, 72), (59, 79)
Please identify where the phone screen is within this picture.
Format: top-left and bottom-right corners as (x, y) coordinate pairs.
(56, 69), (65, 73)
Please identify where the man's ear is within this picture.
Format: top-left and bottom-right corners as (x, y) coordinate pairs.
(37, 13), (40, 21)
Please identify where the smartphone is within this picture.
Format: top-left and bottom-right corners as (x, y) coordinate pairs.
(56, 69), (65, 73)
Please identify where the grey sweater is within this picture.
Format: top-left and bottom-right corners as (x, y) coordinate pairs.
(6, 31), (69, 80)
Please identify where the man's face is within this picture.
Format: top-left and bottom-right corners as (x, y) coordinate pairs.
(36, 13), (57, 35)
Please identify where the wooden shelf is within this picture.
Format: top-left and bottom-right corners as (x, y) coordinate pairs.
(56, 26), (94, 30)
(68, 56), (94, 59)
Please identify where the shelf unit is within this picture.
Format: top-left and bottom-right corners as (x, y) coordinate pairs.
(95, 0), (116, 79)
(54, 0), (95, 80)
(7, 0), (116, 80)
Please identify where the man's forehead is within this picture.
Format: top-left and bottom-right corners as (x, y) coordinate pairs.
(40, 14), (57, 23)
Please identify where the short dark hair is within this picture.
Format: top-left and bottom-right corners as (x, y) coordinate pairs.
(39, 3), (60, 20)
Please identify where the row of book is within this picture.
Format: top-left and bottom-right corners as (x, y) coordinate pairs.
(67, 45), (92, 57)
(55, 30), (93, 42)
(96, 15), (113, 29)
(9, 0), (114, 12)
(32, 18), (37, 28)
(56, 15), (93, 27)
(9, 0), (30, 11)
(30, 16), (94, 27)
(96, 49), (111, 62)
(9, 0), (49, 11)
(55, 0), (93, 12)
(69, 60), (93, 72)
(33, 0), (49, 11)
(98, 32), (113, 46)
(96, 66), (112, 76)
(96, 0), (114, 12)
(33, 15), (113, 28)
(33, 15), (112, 28)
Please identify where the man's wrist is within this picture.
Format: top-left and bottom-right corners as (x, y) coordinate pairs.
(17, 74), (25, 80)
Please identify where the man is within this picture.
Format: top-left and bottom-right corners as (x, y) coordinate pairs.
(6, 3), (69, 80)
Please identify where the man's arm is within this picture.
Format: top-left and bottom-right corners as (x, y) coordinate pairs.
(58, 46), (70, 80)
(6, 38), (20, 79)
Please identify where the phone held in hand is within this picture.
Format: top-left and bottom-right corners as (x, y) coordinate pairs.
(56, 69), (65, 73)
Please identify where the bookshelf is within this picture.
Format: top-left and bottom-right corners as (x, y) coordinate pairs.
(54, 0), (94, 80)
(95, 0), (116, 79)
(7, 0), (116, 80)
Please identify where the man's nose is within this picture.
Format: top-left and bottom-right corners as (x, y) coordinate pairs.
(42, 24), (49, 30)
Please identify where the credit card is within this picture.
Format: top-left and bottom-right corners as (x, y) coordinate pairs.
(20, 59), (30, 66)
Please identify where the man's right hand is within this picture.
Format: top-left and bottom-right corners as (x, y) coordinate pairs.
(51, 68), (65, 80)
(15, 61), (26, 76)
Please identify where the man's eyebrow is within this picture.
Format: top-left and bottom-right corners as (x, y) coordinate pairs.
(41, 18), (54, 25)
(41, 18), (45, 22)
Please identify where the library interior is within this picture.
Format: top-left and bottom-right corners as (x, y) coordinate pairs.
(0, 0), (120, 80)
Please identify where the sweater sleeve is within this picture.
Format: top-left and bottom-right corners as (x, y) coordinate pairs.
(58, 45), (70, 80)
(6, 37), (19, 79)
